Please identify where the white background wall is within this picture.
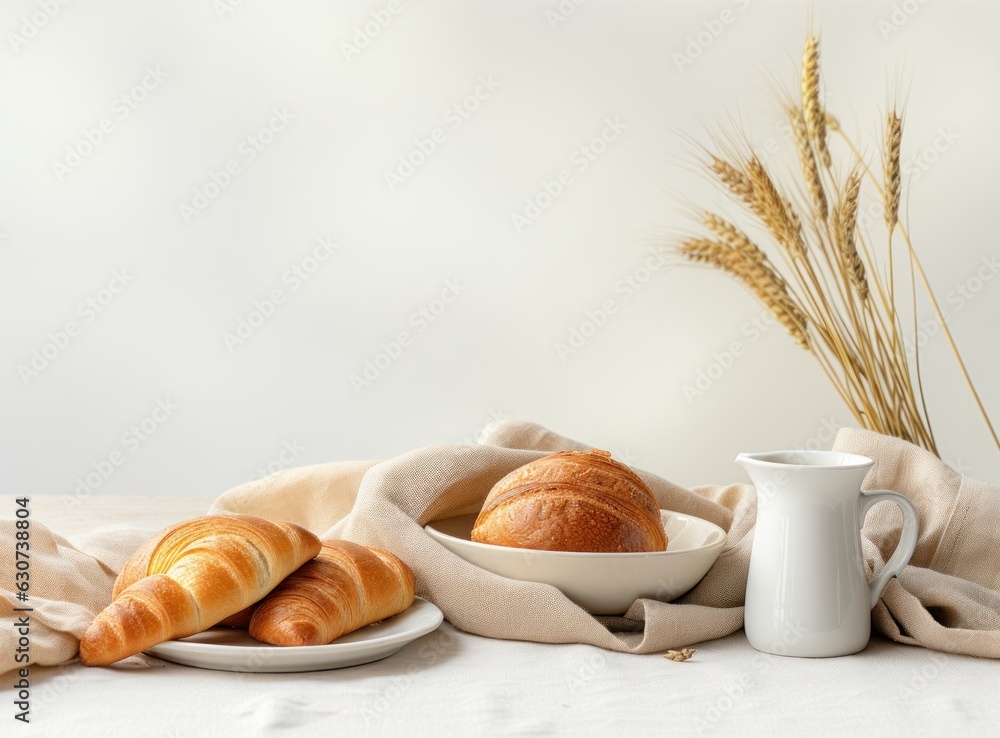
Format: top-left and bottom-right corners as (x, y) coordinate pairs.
(2, 0), (997, 501)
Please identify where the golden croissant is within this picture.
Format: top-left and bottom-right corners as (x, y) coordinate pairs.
(471, 449), (667, 552)
(223, 540), (415, 646)
(79, 514), (321, 666)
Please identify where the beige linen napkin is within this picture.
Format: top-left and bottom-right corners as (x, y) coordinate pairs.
(832, 428), (1000, 657)
(2, 421), (999, 674)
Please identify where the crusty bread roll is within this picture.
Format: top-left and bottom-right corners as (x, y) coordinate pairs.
(224, 540), (415, 646)
(471, 449), (667, 553)
(79, 515), (321, 666)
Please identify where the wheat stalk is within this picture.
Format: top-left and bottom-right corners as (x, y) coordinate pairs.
(667, 35), (1000, 455)
(834, 124), (1000, 451)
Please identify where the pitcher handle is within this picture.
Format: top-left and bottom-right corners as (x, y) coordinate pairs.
(860, 490), (919, 609)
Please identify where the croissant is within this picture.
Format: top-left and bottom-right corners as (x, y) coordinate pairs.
(226, 540), (415, 646)
(79, 514), (321, 666)
(471, 449), (667, 553)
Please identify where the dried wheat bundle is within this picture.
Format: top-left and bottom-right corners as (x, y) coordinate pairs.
(676, 34), (998, 454)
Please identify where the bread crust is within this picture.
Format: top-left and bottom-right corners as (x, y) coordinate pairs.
(80, 514), (321, 666)
(245, 540), (416, 646)
(471, 449), (667, 552)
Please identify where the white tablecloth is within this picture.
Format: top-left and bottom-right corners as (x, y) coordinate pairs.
(18, 627), (998, 737)
(9, 497), (1000, 737)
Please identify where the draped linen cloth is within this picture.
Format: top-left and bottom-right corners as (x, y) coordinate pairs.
(3, 421), (998, 674)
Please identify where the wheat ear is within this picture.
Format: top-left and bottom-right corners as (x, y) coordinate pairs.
(680, 236), (810, 349)
(709, 156), (754, 206)
(788, 105), (828, 219)
(835, 168), (868, 300)
(883, 111), (902, 231)
(746, 157), (807, 256)
(802, 35), (831, 167)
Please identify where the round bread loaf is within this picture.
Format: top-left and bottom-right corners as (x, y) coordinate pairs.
(471, 449), (667, 553)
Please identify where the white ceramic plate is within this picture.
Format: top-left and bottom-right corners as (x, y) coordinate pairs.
(425, 511), (727, 615)
(144, 597), (443, 673)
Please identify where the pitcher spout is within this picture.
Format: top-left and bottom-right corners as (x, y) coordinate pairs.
(735, 452), (771, 478)
(735, 452), (777, 494)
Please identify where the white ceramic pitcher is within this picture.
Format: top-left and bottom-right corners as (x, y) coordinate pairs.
(736, 450), (919, 657)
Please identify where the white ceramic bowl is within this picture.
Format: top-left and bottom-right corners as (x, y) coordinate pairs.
(424, 510), (727, 615)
